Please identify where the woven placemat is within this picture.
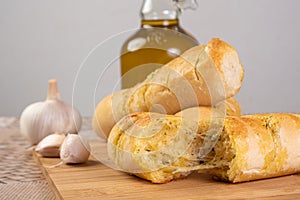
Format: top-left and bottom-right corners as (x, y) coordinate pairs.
(0, 181), (55, 200)
(0, 117), (56, 200)
(0, 118), (46, 183)
(0, 117), (93, 200)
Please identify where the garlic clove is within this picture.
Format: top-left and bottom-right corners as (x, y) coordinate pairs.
(35, 132), (66, 157)
(60, 134), (90, 164)
(20, 79), (82, 145)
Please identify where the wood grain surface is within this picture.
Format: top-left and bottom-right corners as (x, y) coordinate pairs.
(33, 140), (300, 200)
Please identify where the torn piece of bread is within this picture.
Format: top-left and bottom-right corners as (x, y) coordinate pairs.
(93, 38), (244, 138)
(202, 113), (300, 182)
(107, 112), (300, 183)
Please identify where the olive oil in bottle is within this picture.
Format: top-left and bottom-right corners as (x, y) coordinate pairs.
(120, 0), (199, 89)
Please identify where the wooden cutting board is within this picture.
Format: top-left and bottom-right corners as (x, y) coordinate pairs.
(33, 140), (300, 200)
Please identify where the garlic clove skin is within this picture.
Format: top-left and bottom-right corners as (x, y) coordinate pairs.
(60, 134), (90, 164)
(20, 79), (82, 145)
(35, 132), (66, 157)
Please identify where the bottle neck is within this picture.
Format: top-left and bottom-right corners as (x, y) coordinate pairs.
(140, 0), (180, 21)
(141, 19), (179, 28)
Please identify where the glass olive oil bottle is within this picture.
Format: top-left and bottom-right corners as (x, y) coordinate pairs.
(120, 0), (199, 88)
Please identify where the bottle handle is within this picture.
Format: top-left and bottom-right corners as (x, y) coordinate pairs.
(175, 0), (198, 11)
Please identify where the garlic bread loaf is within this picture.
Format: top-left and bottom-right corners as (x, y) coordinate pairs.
(93, 38), (244, 138)
(107, 112), (300, 183)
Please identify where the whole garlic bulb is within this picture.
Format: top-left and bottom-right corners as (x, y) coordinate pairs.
(60, 134), (90, 164)
(20, 79), (82, 145)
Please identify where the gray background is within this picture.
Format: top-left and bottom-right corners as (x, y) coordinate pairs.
(1, 0), (300, 117)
